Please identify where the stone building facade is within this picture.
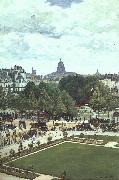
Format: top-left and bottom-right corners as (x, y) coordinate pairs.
(0, 65), (27, 92)
(95, 70), (119, 95)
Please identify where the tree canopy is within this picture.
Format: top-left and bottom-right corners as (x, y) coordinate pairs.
(0, 82), (76, 119)
(59, 75), (98, 105)
(59, 75), (119, 111)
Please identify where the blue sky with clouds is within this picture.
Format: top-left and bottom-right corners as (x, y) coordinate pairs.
(0, 0), (119, 75)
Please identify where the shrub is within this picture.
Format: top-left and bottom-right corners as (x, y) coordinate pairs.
(47, 136), (52, 144)
(93, 134), (97, 140)
(37, 141), (40, 146)
(28, 143), (33, 149)
(79, 133), (84, 138)
(9, 149), (15, 158)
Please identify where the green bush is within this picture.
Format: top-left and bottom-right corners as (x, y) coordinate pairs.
(37, 141), (40, 146)
(79, 133), (84, 138)
(28, 143), (33, 149)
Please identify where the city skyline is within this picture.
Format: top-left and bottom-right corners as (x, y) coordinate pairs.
(0, 0), (119, 75)
(0, 61), (119, 76)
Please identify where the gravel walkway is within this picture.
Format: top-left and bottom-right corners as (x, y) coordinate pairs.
(0, 173), (27, 180)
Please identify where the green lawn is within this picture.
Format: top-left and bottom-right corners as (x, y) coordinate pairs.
(10, 142), (119, 180)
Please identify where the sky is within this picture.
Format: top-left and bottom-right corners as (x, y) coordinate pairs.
(0, 0), (119, 75)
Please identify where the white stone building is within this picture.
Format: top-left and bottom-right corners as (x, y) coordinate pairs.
(100, 78), (116, 89)
(0, 65), (27, 92)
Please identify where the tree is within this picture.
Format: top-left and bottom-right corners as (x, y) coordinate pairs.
(110, 97), (119, 110)
(23, 82), (36, 98)
(0, 87), (7, 110)
(89, 82), (113, 116)
(89, 86), (105, 115)
(59, 75), (98, 105)
(15, 86), (38, 114)
(0, 81), (77, 121)
(6, 91), (17, 110)
(16, 95), (30, 112)
(37, 88), (51, 112)
(61, 90), (77, 119)
(43, 83), (66, 118)
(52, 93), (66, 116)
(28, 90), (38, 112)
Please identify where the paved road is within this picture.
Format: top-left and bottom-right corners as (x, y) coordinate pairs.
(0, 130), (63, 158)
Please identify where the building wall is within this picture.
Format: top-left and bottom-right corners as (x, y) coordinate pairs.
(0, 66), (27, 92)
(100, 79), (116, 89)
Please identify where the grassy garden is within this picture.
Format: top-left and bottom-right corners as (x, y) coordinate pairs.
(9, 142), (119, 180)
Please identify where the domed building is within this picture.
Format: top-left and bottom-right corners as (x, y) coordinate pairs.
(44, 59), (76, 81)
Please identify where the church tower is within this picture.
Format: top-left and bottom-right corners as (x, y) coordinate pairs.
(32, 67), (36, 75)
(57, 59), (66, 74)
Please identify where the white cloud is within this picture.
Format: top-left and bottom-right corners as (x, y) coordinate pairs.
(0, 0), (119, 75)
